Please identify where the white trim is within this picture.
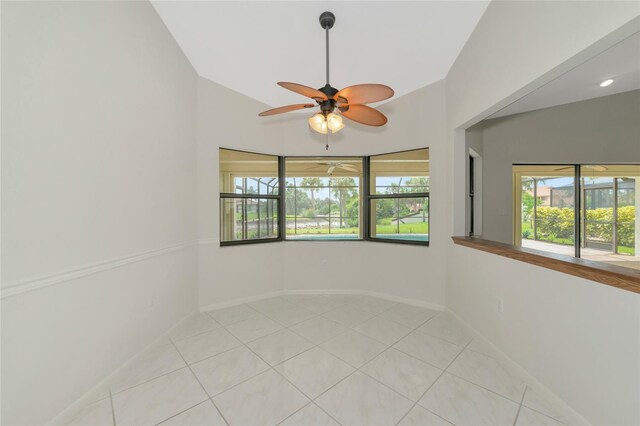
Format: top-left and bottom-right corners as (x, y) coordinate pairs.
(197, 237), (218, 246)
(47, 310), (198, 426)
(200, 289), (445, 313)
(1, 241), (196, 300)
(445, 309), (589, 425)
(199, 290), (284, 312)
(283, 289), (446, 311)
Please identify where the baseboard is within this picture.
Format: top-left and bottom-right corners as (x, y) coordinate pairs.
(199, 291), (585, 424)
(47, 309), (199, 425)
(200, 289), (445, 313)
(199, 290), (285, 312)
(445, 309), (590, 425)
(282, 289), (446, 311)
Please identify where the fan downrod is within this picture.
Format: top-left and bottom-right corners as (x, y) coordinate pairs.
(319, 11), (335, 29)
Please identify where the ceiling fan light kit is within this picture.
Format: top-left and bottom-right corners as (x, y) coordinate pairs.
(259, 11), (394, 147)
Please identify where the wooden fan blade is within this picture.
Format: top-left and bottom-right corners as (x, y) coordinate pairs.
(278, 82), (328, 101)
(340, 105), (388, 126)
(554, 166), (573, 171)
(334, 84), (394, 105)
(258, 104), (315, 117)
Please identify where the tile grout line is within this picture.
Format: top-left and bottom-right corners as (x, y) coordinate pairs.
(275, 401), (341, 426)
(153, 400), (211, 426)
(269, 319), (563, 426)
(110, 365), (188, 397)
(135, 297), (468, 425)
(394, 340), (473, 426)
(67, 295), (534, 426)
(168, 340), (231, 426)
(205, 295), (445, 415)
(209, 296), (410, 425)
(513, 385), (529, 426)
(522, 404), (569, 425)
(108, 389), (116, 426)
(222, 323), (345, 426)
(78, 296), (448, 425)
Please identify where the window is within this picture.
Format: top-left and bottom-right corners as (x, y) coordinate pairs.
(219, 148), (282, 244)
(514, 164), (639, 266)
(284, 157), (363, 240)
(367, 148), (430, 244)
(219, 148), (431, 246)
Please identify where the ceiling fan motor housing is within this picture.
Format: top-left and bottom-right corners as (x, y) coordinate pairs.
(319, 11), (335, 29)
(318, 83), (339, 115)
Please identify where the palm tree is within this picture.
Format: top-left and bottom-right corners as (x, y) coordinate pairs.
(330, 177), (357, 228)
(301, 177), (322, 211)
(301, 177), (322, 227)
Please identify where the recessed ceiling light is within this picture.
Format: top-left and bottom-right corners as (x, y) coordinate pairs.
(600, 79), (613, 87)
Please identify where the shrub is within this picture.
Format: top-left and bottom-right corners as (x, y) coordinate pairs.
(535, 207), (574, 240)
(615, 206), (635, 247)
(535, 206), (635, 248)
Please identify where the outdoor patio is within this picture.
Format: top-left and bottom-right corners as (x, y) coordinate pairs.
(522, 239), (640, 270)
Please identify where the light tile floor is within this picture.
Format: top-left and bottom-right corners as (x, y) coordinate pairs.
(58, 294), (577, 426)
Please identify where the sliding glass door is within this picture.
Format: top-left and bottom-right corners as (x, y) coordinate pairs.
(580, 165), (639, 264)
(514, 165), (576, 257)
(514, 164), (639, 269)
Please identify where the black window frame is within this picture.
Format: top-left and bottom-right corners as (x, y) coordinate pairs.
(365, 148), (430, 246)
(284, 155), (364, 242)
(219, 148), (284, 247)
(219, 147), (431, 247)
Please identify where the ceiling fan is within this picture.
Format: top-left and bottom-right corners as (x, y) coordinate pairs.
(306, 161), (359, 175)
(258, 11), (394, 142)
(555, 165), (608, 172)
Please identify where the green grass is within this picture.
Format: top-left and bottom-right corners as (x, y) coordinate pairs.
(286, 226), (359, 235)
(375, 222), (429, 234)
(521, 222), (573, 246)
(523, 222), (636, 255)
(285, 219), (428, 235)
(618, 246), (636, 256)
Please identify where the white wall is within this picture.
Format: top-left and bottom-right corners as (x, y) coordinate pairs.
(196, 79), (447, 308)
(4, 2), (640, 425)
(196, 77), (285, 308)
(280, 82), (447, 305)
(1, 2), (199, 424)
(474, 90), (640, 244)
(446, 3), (640, 425)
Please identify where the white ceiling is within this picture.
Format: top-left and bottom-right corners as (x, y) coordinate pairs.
(151, 1), (489, 108)
(491, 31), (640, 118)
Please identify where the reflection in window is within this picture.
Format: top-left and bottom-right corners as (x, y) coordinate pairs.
(514, 164), (639, 267)
(581, 166), (638, 263)
(516, 166), (576, 256)
(219, 149), (280, 244)
(220, 198), (279, 242)
(284, 158), (362, 240)
(368, 148), (430, 244)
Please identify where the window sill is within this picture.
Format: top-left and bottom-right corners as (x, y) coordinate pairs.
(451, 236), (640, 294)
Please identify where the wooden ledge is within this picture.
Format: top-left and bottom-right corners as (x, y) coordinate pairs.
(452, 236), (640, 294)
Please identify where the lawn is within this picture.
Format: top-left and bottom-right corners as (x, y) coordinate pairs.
(285, 220), (428, 235)
(286, 226), (359, 235)
(521, 222), (573, 246)
(617, 246), (636, 256)
(376, 222), (429, 234)
(522, 222), (635, 255)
